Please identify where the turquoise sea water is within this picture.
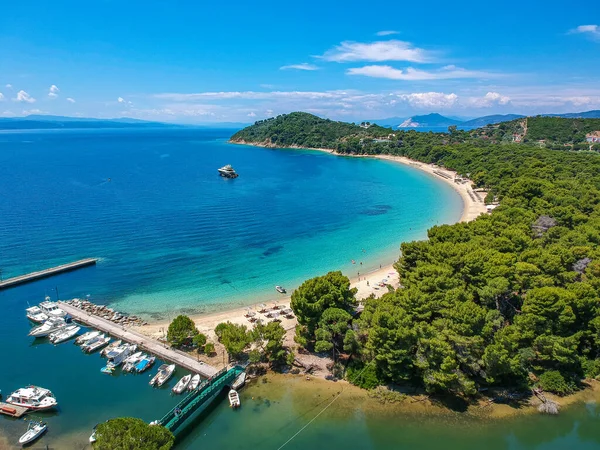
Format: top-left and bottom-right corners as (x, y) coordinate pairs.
(0, 127), (461, 318)
(1, 128), (600, 449)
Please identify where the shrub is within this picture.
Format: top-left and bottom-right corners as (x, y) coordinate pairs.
(538, 370), (573, 395)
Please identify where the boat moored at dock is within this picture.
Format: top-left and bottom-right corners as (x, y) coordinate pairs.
(75, 330), (100, 345)
(29, 317), (67, 338)
(25, 306), (48, 324)
(6, 386), (57, 411)
(100, 339), (122, 357)
(135, 355), (155, 373)
(39, 299), (67, 318)
(49, 325), (81, 344)
(18, 420), (47, 445)
(82, 334), (111, 353)
(122, 352), (144, 372)
(228, 389), (240, 408)
(150, 364), (175, 387)
(172, 374), (191, 394)
(188, 374), (201, 391)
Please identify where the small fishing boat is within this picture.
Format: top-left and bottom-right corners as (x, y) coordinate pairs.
(232, 372), (246, 390)
(75, 330), (100, 345)
(122, 352), (144, 372)
(18, 420), (47, 445)
(28, 316), (66, 338)
(82, 335), (110, 353)
(228, 389), (240, 408)
(101, 340), (122, 357)
(172, 374), (191, 394)
(188, 374), (201, 391)
(150, 364), (175, 387)
(39, 299), (67, 318)
(25, 306), (48, 324)
(275, 285), (286, 294)
(49, 325), (80, 344)
(102, 344), (137, 373)
(135, 355), (155, 373)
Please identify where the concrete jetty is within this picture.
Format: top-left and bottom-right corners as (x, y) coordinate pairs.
(0, 258), (98, 290)
(58, 301), (219, 379)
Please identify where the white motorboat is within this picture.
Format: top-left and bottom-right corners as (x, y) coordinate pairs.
(218, 164), (239, 178)
(172, 374), (191, 394)
(75, 330), (100, 345)
(275, 285), (287, 294)
(18, 420), (47, 445)
(122, 352), (144, 372)
(150, 364), (176, 387)
(232, 372), (246, 390)
(101, 339), (122, 357)
(228, 389), (240, 408)
(188, 374), (201, 391)
(28, 316), (66, 338)
(49, 325), (80, 344)
(82, 335), (111, 353)
(25, 306), (49, 324)
(6, 386), (57, 411)
(39, 299), (67, 318)
(135, 355), (155, 373)
(105, 344), (137, 368)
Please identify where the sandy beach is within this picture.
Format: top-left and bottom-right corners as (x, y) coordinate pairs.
(138, 148), (488, 370)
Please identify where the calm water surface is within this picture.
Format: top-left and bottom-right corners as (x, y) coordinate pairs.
(4, 128), (596, 449)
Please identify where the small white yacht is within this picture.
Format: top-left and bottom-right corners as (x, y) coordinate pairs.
(232, 372), (247, 390)
(25, 306), (49, 324)
(39, 299), (67, 318)
(275, 285), (287, 294)
(218, 164), (239, 178)
(135, 355), (155, 373)
(188, 374), (201, 391)
(6, 386), (57, 411)
(82, 335), (111, 353)
(172, 374), (191, 394)
(104, 344), (137, 370)
(150, 364), (176, 387)
(100, 339), (122, 357)
(28, 316), (67, 338)
(49, 325), (80, 344)
(122, 352), (144, 372)
(75, 330), (101, 345)
(228, 389), (241, 408)
(18, 420), (47, 445)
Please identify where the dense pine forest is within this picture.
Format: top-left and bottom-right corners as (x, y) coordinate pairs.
(234, 112), (600, 397)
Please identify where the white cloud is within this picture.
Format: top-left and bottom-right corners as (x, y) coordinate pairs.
(468, 91), (511, 107)
(48, 85), (59, 99)
(376, 30), (399, 36)
(247, 112), (256, 117)
(319, 40), (432, 63)
(117, 97), (125, 103)
(347, 65), (500, 80)
(14, 90), (35, 103)
(155, 91), (346, 101)
(265, 109), (274, 117)
(280, 63), (319, 71)
(66, 97), (76, 103)
(0, 93), (4, 101)
(22, 109), (43, 115)
(117, 96), (133, 106)
(569, 24), (600, 40)
(5, 84), (12, 89)
(396, 92), (459, 108)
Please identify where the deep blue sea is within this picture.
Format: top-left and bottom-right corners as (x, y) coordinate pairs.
(1, 128), (600, 449)
(0, 127), (462, 318)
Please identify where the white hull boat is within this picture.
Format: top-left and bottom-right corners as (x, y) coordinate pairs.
(188, 374), (201, 391)
(101, 340), (122, 357)
(275, 285), (287, 294)
(122, 352), (144, 372)
(28, 317), (66, 338)
(39, 299), (67, 318)
(19, 420), (47, 445)
(135, 355), (155, 373)
(150, 364), (176, 387)
(232, 372), (246, 390)
(82, 335), (110, 353)
(228, 389), (240, 408)
(25, 306), (49, 324)
(75, 330), (100, 345)
(172, 374), (191, 394)
(6, 386), (57, 411)
(49, 325), (80, 344)
(103, 344), (137, 371)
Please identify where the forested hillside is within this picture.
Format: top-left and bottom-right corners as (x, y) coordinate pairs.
(238, 112), (600, 397)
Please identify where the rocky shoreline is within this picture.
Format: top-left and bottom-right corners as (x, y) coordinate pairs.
(64, 298), (148, 327)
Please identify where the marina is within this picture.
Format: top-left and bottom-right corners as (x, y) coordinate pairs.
(57, 301), (219, 378)
(0, 258), (98, 290)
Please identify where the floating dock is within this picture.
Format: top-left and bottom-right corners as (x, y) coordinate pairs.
(0, 402), (29, 418)
(58, 302), (219, 379)
(0, 258), (98, 290)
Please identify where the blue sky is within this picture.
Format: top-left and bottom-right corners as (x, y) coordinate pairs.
(1, 0), (599, 123)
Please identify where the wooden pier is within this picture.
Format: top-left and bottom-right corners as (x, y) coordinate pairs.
(58, 302), (219, 379)
(0, 402), (29, 418)
(0, 258), (98, 290)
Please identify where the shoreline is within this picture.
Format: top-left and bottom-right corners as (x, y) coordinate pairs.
(139, 142), (487, 357)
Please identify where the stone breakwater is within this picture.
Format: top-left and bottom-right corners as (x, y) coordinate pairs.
(65, 298), (148, 326)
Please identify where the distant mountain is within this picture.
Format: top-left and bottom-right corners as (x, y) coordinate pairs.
(0, 115), (178, 130)
(461, 114), (525, 128)
(546, 110), (600, 119)
(397, 113), (462, 128)
(365, 117), (408, 128)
